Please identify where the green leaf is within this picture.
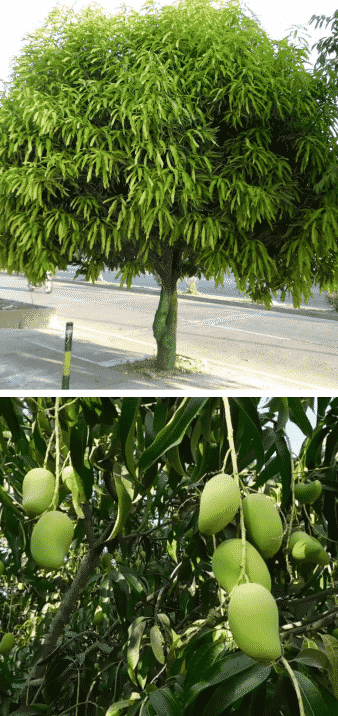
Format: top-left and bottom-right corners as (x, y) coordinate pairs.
(165, 445), (186, 477)
(138, 398), (208, 474)
(150, 625), (165, 664)
(0, 484), (23, 516)
(288, 397), (314, 437)
(305, 425), (331, 470)
(62, 467), (86, 519)
(107, 473), (133, 540)
(183, 651), (270, 712)
(0, 398), (29, 455)
(127, 616), (148, 671)
(231, 398), (264, 469)
(254, 454), (281, 487)
(275, 430), (293, 505)
(120, 398), (141, 479)
(149, 686), (183, 716)
(288, 669), (338, 714)
(317, 397), (331, 422)
(69, 412), (93, 500)
(324, 422), (338, 467)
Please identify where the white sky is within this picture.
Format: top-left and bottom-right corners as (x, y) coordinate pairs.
(1, 0), (338, 95)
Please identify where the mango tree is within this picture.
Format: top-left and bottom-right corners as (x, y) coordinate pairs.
(0, 0), (338, 369)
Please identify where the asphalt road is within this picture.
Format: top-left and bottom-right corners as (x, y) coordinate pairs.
(0, 273), (337, 390)
(61, 266), (332, 310)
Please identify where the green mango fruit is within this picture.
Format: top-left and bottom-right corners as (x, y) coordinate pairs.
(294, 480), (322, 504)
(30, 511), (74, 570)
(212, 539), (271, 594)
(198, 473), (241, 535)
(288, 531), (330, 565)
(228, 583), (282, 664)
(0, 560), (4, 576)
(93, 607), (104, 625)
(22, 468), (55, 517)
(242, 493), (283, 558)
(331, 628), (338, 639)
(0, 632), (15, 656)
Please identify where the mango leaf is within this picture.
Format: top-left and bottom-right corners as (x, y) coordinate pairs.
(317, 397), (331, 422)
(106, 473), (134, 540)
(274, 430), (293, 506)
(320, 634), (338, 700)
(288, 397), (314, 437)
(149, 686), (184, 716)
(275, 397), (289, 431)
(105, 695), (141, 716)
(305, 425), (331, 469)
(127, 616), (148, 671)
(254, 454), (282, 487)
(120, 398), (141, 479)
(166, 445), (186, 477)
(182, 651), (270, 712)
(138, 398), (208, 474)
(231, 398), (264, 471)
(153, 399), (169, 436)
(0, 397), (29, 455)
(0, 484), (23, 516)
(150, 625), (165, 664)
(69, 412), (93, 500)
(62, 467), (86, 518)
(286, 669), (338, 715)
(324, 423), (338, 467)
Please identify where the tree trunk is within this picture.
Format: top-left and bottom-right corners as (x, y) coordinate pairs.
(152, 244), (181, 371)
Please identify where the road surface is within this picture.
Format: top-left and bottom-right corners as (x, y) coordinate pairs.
(0, 273), (336, 389)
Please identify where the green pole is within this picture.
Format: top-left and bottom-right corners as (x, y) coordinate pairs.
(62, 322), (73, 389)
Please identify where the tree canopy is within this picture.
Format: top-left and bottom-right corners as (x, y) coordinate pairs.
(1, 396), (338, 714)
(0, 0), (338, 368)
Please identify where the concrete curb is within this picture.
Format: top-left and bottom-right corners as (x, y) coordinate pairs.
(54, 276), (338, 322)
(0, 304), (56, 329)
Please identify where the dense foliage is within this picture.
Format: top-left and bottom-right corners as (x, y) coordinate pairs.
(0, 396), (338, 715)
(0, 1), (338, 367)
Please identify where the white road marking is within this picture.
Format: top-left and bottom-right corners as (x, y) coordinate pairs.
(207, 358), (326, 389)
(25, 337), (152, 365)
(208, 325), (290, 340)
(49, 324), (156, 349)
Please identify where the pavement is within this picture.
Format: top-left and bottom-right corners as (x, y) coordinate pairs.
(0, 274), (337, 390)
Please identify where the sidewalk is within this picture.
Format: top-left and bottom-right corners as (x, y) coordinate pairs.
(0, 323), (328, 390)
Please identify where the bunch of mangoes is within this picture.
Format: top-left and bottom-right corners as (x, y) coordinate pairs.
(211, 536), (282, 664)
(30, 510), (74, 571)
(199, 479), (283, 663)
